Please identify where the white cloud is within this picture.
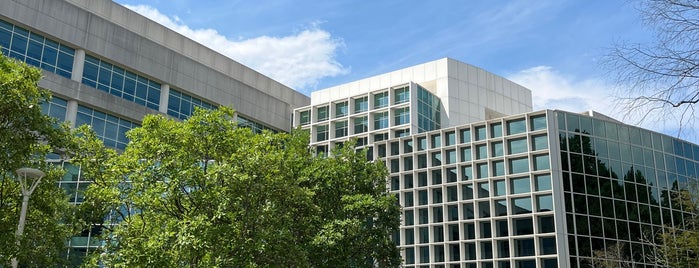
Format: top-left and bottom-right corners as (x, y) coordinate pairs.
(507, 66), (697, 141)
(124, 4), (347, 93)
(507, 66), (617, 115)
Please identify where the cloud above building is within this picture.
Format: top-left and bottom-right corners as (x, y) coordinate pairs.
(508, 66), (696, 141)
(124, 5), (348, 94)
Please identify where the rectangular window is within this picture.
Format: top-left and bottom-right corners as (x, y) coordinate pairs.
(511, 177), (531, 194)
(475, 126), (486, 141)
(530, 115), (547, 131)
(532, 134), (548, 150)
(316, 106), (329, 121)
(431, 134), (441, 148)
(394, 107), (410, 125)
(534, 154), (550, 171)
(353, 116), (367, 134)
(394, 86), (409, 104)
(86, 55), (160, 110)
(334, 121), (347, 138)
(508, 138), (528, 154)
(507, 118), (527, 135)
(476, 144), (488, 159)
(353, 96), (368, 113)
(490, 123), (502, 138)
(315, 125), (328, 141)
(299, 110), (310, 125)
(460, 128), (471, 143)
(509, 158), (530, 174)
(373, 112), (388, 130)
(373, 91), (389, 108)
(335, 102), (348, 118)
(75, 105), (138, 150)
(492, 142), (503, 157)
(461, 147), (472, 162)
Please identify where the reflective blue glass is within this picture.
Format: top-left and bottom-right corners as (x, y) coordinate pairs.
(0, 18), (74, 78)
(166, 88), (216, 120)
(82, 55), (160, 110)
(75, 105), (138, 150)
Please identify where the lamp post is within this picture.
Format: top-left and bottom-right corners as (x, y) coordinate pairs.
(11, 167), (45, 268)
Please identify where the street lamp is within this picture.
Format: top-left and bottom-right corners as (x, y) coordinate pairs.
(11, 167), (45, 268)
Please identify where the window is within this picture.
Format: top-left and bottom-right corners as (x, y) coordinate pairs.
(493, 161), (505, 176)
(394, 107), (410, 125)
(354, 97), (368, 113)
(41, 96), (67, 122)
(75, 105), (138, 150)
(460, 128), (471, 143)
(334, 121), (347, 138)
(353, 116), (367, 134)
(316, 106), (329, 121)
(394, 86), (409, 104)
(477, 163), (488, 179)
(417, 136), (427, 151)
(491, 123), (502, 138)
(432, 152), (442, 166)
(299, 110), (310, 125)
(476, 144), (488, 159)
(532, 134), (548, 150)
(335, 102), (348, 118)
(508, 138), (528, 154)
(535, 174), (552, 191)
(374, 91), (389, 108)
(461, 147), (472, 162)
(404, 139), (413, 153)
(494, 180), (506, 196)
(534, 154), (550, 170)
(446, 131), (456, 146)
(0, 18), (74, 78)
(537, 195), (553, 212)
(446, 150), (457, 164)
(512, 197), (533, 214)
(492, 142), (503, 157)
(431, 134), (441, 148)
(509, 158), (530, 174)
(530, 115), (547, 131)
(507, 118), (526, 135)
(475, 126), (486, 140)
(315, 125), (328, 141)
(167, 89), (216, 120)
(462, 165), (473, 180)
(373, 112), (388, 130)
(511, 177), (531, 194)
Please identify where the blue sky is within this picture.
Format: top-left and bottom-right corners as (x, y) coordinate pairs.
(113, 0), (696, 141)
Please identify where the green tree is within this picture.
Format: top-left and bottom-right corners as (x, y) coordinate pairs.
(78, 107), (401, 267)
(0, 52), (78, 266)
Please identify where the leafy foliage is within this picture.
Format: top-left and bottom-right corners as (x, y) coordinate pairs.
(0, 52), (79, 266)
(78, 107), (401, 267)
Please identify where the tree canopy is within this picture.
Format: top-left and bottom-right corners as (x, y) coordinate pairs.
(77, 107), (402, 267)
(0, 52), (79, 266)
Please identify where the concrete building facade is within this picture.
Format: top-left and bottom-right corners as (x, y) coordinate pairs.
(1, 0), (308, 263)
(4, 0), (698, 267)
(295, 61), (699, 267)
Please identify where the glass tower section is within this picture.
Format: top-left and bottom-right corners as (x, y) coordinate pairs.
(556, 111), (699, 267)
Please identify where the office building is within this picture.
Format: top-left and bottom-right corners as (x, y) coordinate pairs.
(294, 62), (699, 267)
(4, 0), (698, 266)
(0, 0), (308, 263)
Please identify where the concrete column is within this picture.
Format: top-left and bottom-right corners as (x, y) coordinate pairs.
(65, 100), (78, 128)
(70, 49), (85, 82)
(159, 84), (170, 114)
